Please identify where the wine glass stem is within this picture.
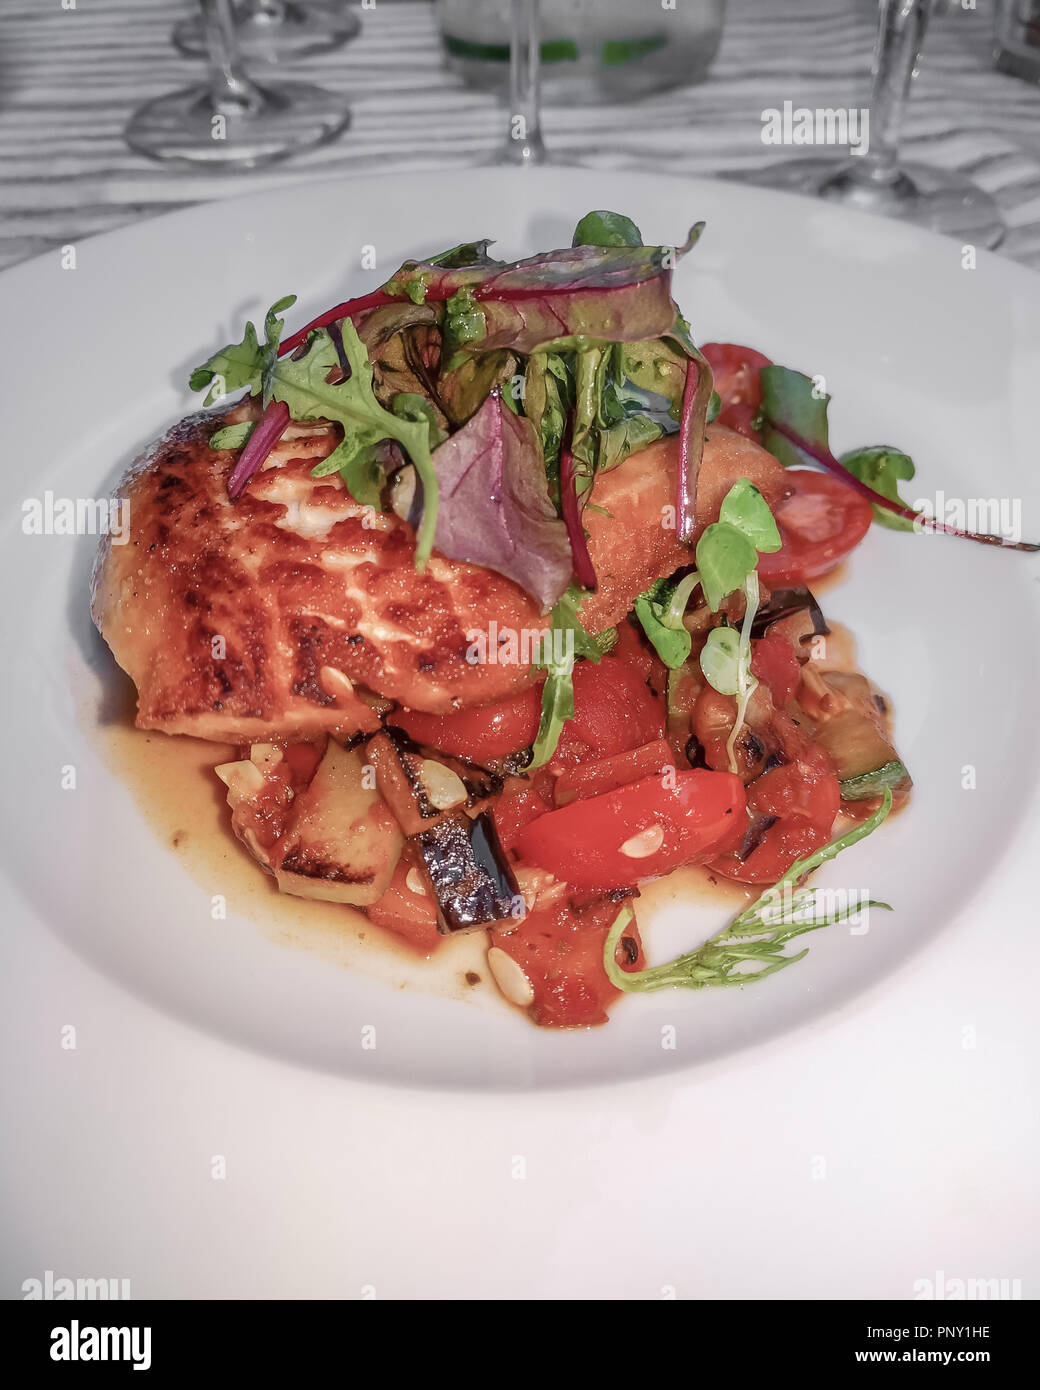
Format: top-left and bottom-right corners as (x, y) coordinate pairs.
(505, 0), (546, 165)
(200, 0), (263, 111)
(863, 0), (934, 182)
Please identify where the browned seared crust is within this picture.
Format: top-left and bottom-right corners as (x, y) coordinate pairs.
(92, 414), (559, 738)
(92, 414), (781, 742)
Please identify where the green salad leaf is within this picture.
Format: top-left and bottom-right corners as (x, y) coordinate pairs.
(527, 587), (609, 769)
(209, 422), (254, 451)
(633, 570), (702, 669)
(840, 445), (918, 532)
(718, 477), (782, 552)
(695, 522), (758, 613)
(273, 323), (439, 566)
(572, 210), (643, 249)
(190, 295), (296, 407)
(698, 624), (742, 696)
(758, 364), (831, 469)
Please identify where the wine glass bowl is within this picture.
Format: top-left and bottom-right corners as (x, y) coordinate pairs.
(172, 0), (361, 64)
(753, 0), (1005, 250)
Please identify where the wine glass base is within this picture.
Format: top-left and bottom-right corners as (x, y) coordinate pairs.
(484, 135), (549, 167)
(173, 2), (361, 63)
(750, 156), (1005, 251)
(125, 81), (351, 169)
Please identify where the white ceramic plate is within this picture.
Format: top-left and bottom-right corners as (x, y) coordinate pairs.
(2, 167), (1038, 1091)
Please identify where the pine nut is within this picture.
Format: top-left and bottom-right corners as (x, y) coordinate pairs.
(214, 759), (265, 799)
(249, 742), (284, 769)
(405, 867), (427, 896)
(417, 758), (468, 810)
(619, 824), (665, 858)
(487, 947), (535, 1008)
(320, 665), (355, 699)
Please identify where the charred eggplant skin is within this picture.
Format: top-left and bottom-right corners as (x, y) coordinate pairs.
(415, 811), (520, 934)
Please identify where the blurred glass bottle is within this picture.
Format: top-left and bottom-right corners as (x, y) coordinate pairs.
(437, 0), (726, 103)
(995, 0), (1040, 82)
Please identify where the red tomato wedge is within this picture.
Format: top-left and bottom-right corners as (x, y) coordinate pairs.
(569, 657), (666, 756)
(493, 779), (553, 852)
(489, 898), (645, 1029)
(552, 738), (676, 806)
(700, 342), (773, 438)
(367, 854), (442, 952)
(516, 769), (746, 892)
(756, 469), (873, 587)
(751, 632), (801, 708)
(392, 684), (543, 761)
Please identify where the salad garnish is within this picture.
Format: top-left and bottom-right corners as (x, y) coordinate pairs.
(527, 587), (614, 768)
(760, 367), (1040, 552)
(192, 211), (715, 582)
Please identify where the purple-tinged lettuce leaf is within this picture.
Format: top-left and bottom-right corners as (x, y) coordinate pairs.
(425, 389), (573, 611)
(385, 241), (694, 356)
(279, 229), (699, 361)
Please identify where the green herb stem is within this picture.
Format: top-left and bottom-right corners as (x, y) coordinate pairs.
(604, 788), (894, 993)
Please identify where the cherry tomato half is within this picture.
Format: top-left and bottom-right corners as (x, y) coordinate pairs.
(701, 342), (773, 438)
(710, 751), (840, 884)
(552, 737), (676, 806)
(755, 469), (873, 587)
(392, 684), (543, 761)
(516, 769), (746, 892)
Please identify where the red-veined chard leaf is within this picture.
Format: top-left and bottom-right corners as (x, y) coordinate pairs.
(759, 365), (1040, 552)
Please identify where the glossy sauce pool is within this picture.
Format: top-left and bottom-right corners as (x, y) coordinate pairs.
(89, 673), (510, 1012)
(86, 671), (766, 1024)
(87, 602), (904, 1027)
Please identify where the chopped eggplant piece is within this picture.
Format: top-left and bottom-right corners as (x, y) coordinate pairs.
(274, 741), (404, 906)
(839, 760), (910, 801)
(414, 810), (520, 934)
(814, 709), (900, 782)
(369, 726), (504, 835)
(808, 671), (910, 793)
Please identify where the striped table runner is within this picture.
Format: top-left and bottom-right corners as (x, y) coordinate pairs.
(2, 0), (1039, 271)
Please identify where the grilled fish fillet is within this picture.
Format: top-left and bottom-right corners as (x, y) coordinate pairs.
(92, 414), (786, 741)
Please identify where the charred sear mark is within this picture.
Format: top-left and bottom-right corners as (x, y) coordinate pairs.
(279, 847), (373, 886)
(750, 586), (830, 641)
(685, 734), (709, 770)
(741, 730), (765, 762)
(289, 619), (336, 706)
